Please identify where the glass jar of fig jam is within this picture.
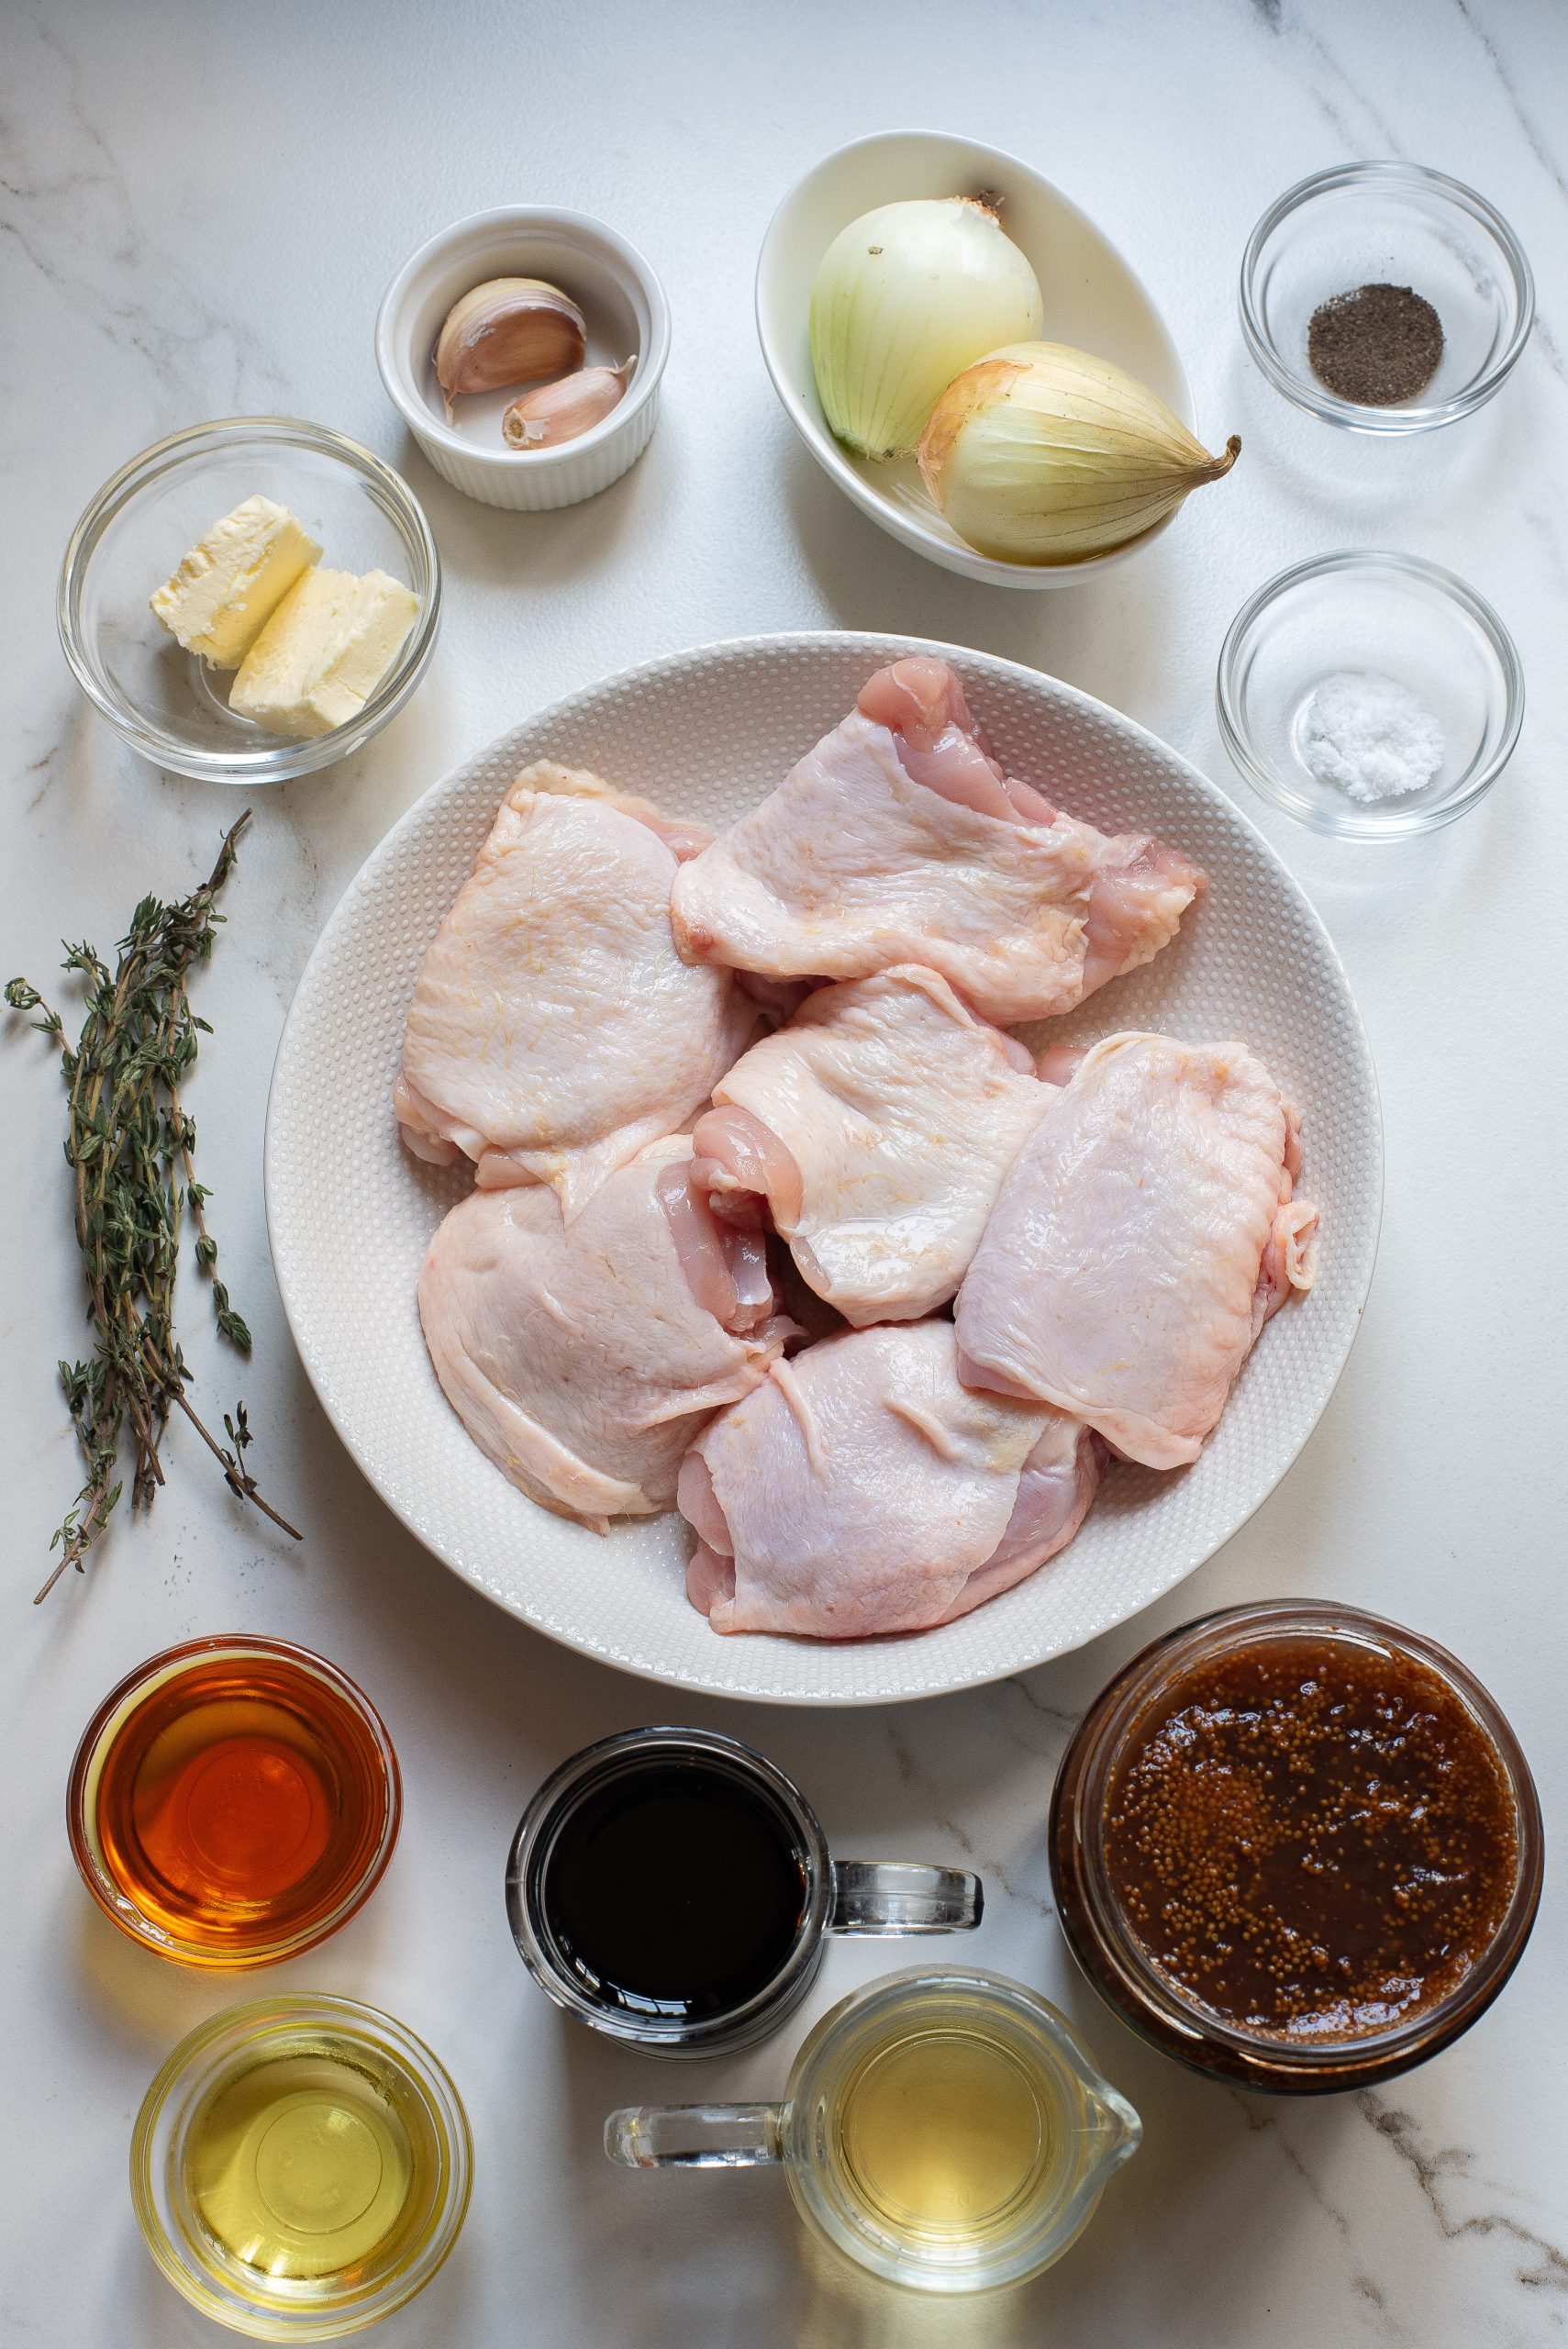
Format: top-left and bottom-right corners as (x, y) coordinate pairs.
(1050, 1603), (1542, 2092)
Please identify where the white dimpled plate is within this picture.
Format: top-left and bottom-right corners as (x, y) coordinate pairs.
(264, 634), (1381, 1705)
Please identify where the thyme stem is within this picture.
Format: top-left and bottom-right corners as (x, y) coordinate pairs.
(6, 810), (302, 1600)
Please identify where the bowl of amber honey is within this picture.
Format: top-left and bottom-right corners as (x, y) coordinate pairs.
(69, 1635), (400, 1967)
(132, 1994), (472, 2338)
(1051, 1601), (1544, 2091)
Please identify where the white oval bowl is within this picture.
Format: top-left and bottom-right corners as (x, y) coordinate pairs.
(757, 131), (1199, 589)
(265, 634), (1381, 1707)
(376, 206), (670, 512)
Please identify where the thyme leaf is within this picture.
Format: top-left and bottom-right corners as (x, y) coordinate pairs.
(7, 811), (301, 1600)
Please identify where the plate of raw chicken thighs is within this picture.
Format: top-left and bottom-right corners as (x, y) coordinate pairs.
(266, 634), (1380, 1703)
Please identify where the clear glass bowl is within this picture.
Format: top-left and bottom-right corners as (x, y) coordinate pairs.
(131, 1995), (472, 2339)
(1240, 162), (1533, 432)
(1217, 550), (1522, 839)
(1050, 1602), (1544, 2094)
(59, 417), (440, 784)
(68, 1634), (401, 1969)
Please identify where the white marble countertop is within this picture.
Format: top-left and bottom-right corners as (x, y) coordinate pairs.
(3, 2), (1565, 2342)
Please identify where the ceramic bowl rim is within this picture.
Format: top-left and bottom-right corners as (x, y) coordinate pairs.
(754, 127), (1197, 589)
(374, 203), (672, 474)
(263, 628), (1384, 1707)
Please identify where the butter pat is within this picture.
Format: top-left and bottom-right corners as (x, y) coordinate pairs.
(228, 566), (420, 740)
(150, 495), (322, 669)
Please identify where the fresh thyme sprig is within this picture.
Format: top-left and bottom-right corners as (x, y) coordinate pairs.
(6, 810), (301, 1601)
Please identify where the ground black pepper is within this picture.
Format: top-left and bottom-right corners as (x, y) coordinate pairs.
(1307, 282), (1444, 406)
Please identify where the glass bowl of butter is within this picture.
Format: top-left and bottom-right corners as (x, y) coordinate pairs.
(60, 417), (440, 784)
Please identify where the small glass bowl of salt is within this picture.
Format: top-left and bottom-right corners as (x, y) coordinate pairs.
(1216, 551), (1522, 839)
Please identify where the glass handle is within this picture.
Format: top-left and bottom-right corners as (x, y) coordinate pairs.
(829, 1858), (983, 1935)
(605, 2101), (786, 2169)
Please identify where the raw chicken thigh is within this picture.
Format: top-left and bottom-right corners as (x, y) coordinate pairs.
(679, 1320), (1101, 1638)
(690, 966), (1050, 1325)
(392, 679), (1323, 1649)
(955, 1033), (1318, 1470)
(395, 763), (754, 1217)
(670, 659), (1203, 1025)
(417, 1138), (790, 1532)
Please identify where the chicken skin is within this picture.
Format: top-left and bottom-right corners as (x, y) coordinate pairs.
(417, 1139), (790, 1532)
(679, 1319), (1101, 1638)
(690, 965), (1050, 1326)
(395, 763), (754, 1218)
(670, 659), (1202, 1025)
(955, 1032), (1318, 1470)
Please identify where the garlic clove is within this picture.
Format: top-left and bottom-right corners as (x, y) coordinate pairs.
(502, 360), (635, 450)
(918, 341), (1239, 564)
(434, 278), (587, 416)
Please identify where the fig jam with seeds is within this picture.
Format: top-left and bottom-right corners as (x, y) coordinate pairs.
(1101, 1635), (1518, 2040)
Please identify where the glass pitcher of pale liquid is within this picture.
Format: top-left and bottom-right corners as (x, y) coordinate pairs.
(605, 1966), (1140, 2293)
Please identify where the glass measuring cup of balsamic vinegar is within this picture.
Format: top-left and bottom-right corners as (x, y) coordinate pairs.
(131, 1995), (471, 2338)
(506, 1727), (983, 2055)
(69, 1636), (400, 1967)
(606, 1967), (1140, 2293)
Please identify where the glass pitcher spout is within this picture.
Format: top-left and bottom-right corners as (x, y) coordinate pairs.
(1083, 2083), (1142, 2181)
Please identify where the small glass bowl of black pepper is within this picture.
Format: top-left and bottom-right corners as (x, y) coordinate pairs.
(1240, 162), (1533, 432)
(1050, 1602), (1542, 2093)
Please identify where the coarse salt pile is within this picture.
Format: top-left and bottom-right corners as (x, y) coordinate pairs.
(1299, 670), (1446, 804)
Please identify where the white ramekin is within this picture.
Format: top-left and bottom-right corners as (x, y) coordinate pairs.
(376, 207), (670, 512)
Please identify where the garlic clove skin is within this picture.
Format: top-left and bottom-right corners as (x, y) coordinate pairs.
(434, 278), (587, 416)
(501, 360), (635, 450)
(918, 341), (1240, 565)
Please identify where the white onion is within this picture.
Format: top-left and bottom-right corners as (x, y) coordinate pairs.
(809, 198), (1043, 462)
(918, 341), (1240, 564)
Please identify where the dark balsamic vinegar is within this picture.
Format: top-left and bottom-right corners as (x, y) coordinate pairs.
(541, 1760), (807, 2020)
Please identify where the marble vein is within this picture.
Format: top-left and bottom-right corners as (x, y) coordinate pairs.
(1357, 2094), (1568, 2299)
(1453, 0), (1568, 217)
(1, 4), (1563, 2343)
(1226, 2093), (1407, 2341)
(0, 15), (294, 419)
(1451, 0), (1566, 377)
(883, 1719), (1052, 1920)
(1253, 2), (1408, 159)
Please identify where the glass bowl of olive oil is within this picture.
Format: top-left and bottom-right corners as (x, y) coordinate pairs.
(131, 1995), (472, 2339)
